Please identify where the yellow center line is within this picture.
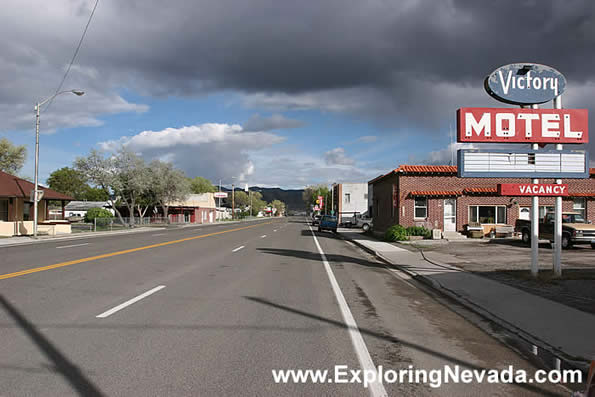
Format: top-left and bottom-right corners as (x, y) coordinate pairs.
(0, 221), (274, 281)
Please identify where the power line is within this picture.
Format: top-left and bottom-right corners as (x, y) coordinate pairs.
(44, 0), (100, 112)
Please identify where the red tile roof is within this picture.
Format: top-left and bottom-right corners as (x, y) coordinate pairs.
(409, 190), (462, 196)
(463, 187), (498, 194)
(396, 165), (457, 174)
(0, 171), (73, 201)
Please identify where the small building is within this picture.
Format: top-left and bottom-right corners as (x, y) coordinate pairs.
(331, 183), (369, 223)
(0, 170), (73, 236)
(369, 165), (595, 236)
(166, 193), (217, 223)
(64, 201), (114, 218)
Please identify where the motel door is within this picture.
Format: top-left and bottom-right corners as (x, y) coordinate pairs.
(443, 199), (456, 232)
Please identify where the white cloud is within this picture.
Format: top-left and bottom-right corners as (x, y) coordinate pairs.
(100, 123), (285, 184)
(324, 147), (355, 166)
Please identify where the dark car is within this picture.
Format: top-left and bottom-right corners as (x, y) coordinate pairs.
(312, 214), (322, 225)
(318, 215), (338, 233)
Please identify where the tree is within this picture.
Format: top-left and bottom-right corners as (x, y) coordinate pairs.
(271, 200), (286, 216)
(84, 208), (113, 223)
(0, 138), (27, 174)
(81, 186), (109, 201)
(47, 167), (88, 199)
(47, 166), (110, 201)
(75, 149), (151, 227)
(302, 185), (330, 210)
(233, 191), (250, 209)
(150, 160), (190, 221)
(189, 176), (217, 193)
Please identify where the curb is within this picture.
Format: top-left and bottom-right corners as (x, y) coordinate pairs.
(339, 232), (591, 372)
(0, 219), (274, 248)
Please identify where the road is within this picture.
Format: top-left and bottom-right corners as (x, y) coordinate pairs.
(0, 218), (566, 396)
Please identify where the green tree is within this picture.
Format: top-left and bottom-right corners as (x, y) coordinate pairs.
(81, 186), (109, 201)
(233, 190), (250, 209)
(189, 176), (217, 193)
(47, 167), (87, 199)
(84, 207), (113, 223)
(302, 185), (330, 210)
(271, 200), (286, 216)
(0, 138), (27, 174)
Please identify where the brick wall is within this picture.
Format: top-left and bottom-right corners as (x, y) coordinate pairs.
(371, 171), (594, 233)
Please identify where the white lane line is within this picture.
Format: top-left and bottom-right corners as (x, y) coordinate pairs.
(96, 285), (165, 318)
(232, 245), (245, 252)
(152, 233), (166, 236)
(56, 243), (89, 249)
(261, 235), (267, 238)
(308, 225), (388, 397)
(273, 229), (277, 232)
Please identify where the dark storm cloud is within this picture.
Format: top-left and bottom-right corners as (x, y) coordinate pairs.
(3, 0), (595, 159)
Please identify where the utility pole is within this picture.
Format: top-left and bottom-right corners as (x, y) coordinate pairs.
(232, 184), (235, 220)
(218, 179), (222, 221)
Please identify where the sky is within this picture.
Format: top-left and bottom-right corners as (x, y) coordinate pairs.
(1, 0), (594, 189)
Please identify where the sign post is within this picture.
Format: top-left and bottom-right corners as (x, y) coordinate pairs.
(457, 63), (588, 278)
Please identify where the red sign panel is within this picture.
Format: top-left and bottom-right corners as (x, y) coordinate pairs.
(498, 183), (569, 196)
(457, 108), (588, 143)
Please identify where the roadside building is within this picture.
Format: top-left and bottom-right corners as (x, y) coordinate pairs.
(0, 170), (73, 236)
(331, 183), (369, 223)
(369, 165), (595, 236)
(165, 193), (217, 224)
(64, 201), (114, 219)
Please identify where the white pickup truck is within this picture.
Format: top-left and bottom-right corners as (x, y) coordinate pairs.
(342, 213), (373, 232)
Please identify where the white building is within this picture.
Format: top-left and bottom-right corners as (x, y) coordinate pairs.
(331, 183), (369, 223)
(64, 201), (114, 218)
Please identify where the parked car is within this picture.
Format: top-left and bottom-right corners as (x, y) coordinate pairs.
(515, 212), (595, 249)
(318, 215), (338, 233)
(312, 214), (322, 226)
(342, 213), (373, 232)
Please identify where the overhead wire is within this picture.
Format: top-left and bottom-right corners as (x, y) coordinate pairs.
(44, 0), (100, 112)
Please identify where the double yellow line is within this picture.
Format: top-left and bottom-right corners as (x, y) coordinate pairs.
(0, 222), (273, 281)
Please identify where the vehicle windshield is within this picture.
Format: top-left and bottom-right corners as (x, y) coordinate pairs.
(562, 213), (586, 223)
(323, 216), (337, 221)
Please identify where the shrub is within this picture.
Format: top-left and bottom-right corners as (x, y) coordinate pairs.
(84, 207), (113, 223)
(384, 224), (408, 242)
(406, 226), (431, 239)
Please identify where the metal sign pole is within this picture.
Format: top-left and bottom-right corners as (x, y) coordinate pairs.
(530, 105), (539, 277)
(553, 94), (563, 277)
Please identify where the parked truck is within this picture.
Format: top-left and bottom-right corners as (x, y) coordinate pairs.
(515, 212), (595, 249)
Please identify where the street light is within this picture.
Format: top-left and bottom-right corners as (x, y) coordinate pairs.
(33, 90), (85, 237)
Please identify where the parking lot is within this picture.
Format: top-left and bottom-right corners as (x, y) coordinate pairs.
(411, 238), (595, 314)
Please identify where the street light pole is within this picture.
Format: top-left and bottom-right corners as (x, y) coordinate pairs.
(232, 184), (235, 220)
(32, 90), (84, 238)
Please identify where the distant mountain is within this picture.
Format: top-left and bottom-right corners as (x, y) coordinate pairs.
(221, 186), (305, 211)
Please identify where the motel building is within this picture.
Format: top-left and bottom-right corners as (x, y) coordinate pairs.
(369, 165), (595, 237)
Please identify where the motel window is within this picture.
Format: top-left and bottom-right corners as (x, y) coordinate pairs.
(0, 199), (8, 221)
(573, 198), (586, 218)
(414, 197), (427, 219)
(469, 206), (507, 224)
(344, 193), (350, 204)
(539, 206), (554, 220)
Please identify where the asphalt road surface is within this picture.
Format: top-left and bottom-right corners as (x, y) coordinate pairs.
(0, 218), (567, 396)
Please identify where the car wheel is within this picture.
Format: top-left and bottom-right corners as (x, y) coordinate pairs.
(522, 230), (530, 245)
(561, 234), (572, 249)
(332, 229), (337, 233)
(362, 223), (370, 232)
(591, 243), (595, 249)
(317, 226), (321, 232)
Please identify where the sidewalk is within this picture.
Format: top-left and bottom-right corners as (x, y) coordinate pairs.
(0, 218), (270, 248)
(339, 230), (595, 365)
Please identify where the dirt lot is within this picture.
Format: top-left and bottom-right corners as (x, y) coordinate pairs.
(407, 238), (595, 315)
